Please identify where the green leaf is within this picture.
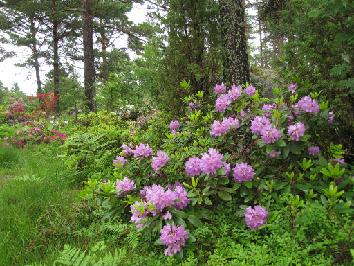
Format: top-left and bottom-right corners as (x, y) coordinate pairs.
(217, 191), (232, 201)
(187, 215), (203, 227)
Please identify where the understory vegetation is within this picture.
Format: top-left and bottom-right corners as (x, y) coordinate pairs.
(0, 0), (353, 265)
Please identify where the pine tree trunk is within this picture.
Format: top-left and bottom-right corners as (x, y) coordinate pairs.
(29, 17), (42, 94)
(99, 18), (109, 82)
(52, 0), (60, 113)
(82, 0), (96, 112)
(220, 0), (250, 85)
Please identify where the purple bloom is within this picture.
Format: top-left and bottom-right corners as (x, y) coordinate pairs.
(223, 117), (240, 129)
(170, 120), (180, 134)
(288, 83), (297, 93)
(288, 122), (306, 141)
(227, 84), (242, 100)
(210, 117), (240, 137)
(210, 120), (229, 137)
(250, 116), (272, 135)
(295, 96), (320, 113)
(262, 104), (276, 117)
(260, 127), (282, 144)
(160, 224), (189, 256)
(308, 146), (320, 156)
(333, 158), (345, 165)
(173, 183), (189, 210)
(267, 150), (281, 158)
(144, 184), (177, 213)
(240, 109), (247, 118)
(162, 211), (172, 221)
(200, 148), (224, 175)
(152, 151), (170, 172)
(113, 156), (127, 166)
(328, 111), (335, 124)
(130, 201), (148, 228)
(133, 143), (153, 158)
(244, 205), (268, 229)
(116, 177), (135, 196)
(244, 85), (256, 96)
(121, 144), (134, 156)
(215, 94), (231, 112)
(223, 162), (231, 176)
(214, 83), (226, 94)
(185, 157), (202, 177)
(233, 162), (255, 182)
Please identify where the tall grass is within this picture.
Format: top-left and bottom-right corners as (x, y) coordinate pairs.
(0, 145), (80, 266)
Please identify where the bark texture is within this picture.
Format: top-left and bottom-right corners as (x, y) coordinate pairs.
(82, 0), (96, 112)
(220, 0), (250, 85)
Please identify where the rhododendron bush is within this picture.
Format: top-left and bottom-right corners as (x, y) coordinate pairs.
(85, 82), (352, 257)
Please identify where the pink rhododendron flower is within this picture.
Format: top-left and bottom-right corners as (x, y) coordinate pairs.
(244, 205), (268, 229)
(244, 85), (256, 96)
(250, 116), (272, 135)
(215, 94), (231, 112)
(233, 162), (254, 182)
(223, 162), (231, 176)
(210, 117), (240, 137)
(121, 144), (134, 156)
(308, 146), (320, 156)
(288, 122), (306, 141)
(172, 183), (189, 210)
(160, 224), (189, 256)
(288, 83), (297, 93)
(185, 157), (202, 177)
(130, 201), (148, 228)
(113, 156), (127, 166)
(295, 96), (320, 113)
(116, 177), (135, 196)
(200, 148), (224, 175)
(214, 83), (226, 94)
(152, 151), (169, 172)
(162, 211), (172, 221)
(170, 120), (180, 134)
(227, 84), (242, 100)
(261, 127), (282, 144)
(133, 143), (153, 158)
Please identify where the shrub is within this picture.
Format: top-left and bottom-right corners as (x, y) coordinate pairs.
(82, 82), (352, 260)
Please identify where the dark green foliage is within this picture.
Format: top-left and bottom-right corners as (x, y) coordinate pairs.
(262, 0), (354, 150)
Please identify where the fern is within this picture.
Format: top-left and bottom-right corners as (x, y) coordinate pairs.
(52, 245), (127, 266)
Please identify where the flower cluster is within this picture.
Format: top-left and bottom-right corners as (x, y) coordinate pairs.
(250, 116), (282, 144)
(214, 83), (226, 94)
(308, 146), (320, 156)
(185, 149), (229, 177)
(262, 103), (276, 116)
(210, 117), (240, 137)
(288, 122), (306, 141)
(295, 96), (320, 113)
(131, 183), (189, 227)
(244, 85), (256, 96)
(160, 224), (189, 256)
(116, 177), (135, 196)
(288, 83), (297, 93)
(227, 85), (242, 100)
(244, 205), (268, 229)
(233, 162), (254, 182)
(121, 144), (134, 156)
(133, 143), (153, 158)
(151, 151), (169, 172)
(113, 156), (127, 166)
(170, 120), (180, 134)
(215, 94), (232, 112)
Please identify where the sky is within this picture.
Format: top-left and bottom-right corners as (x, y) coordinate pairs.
(0, 3), (148, 95)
